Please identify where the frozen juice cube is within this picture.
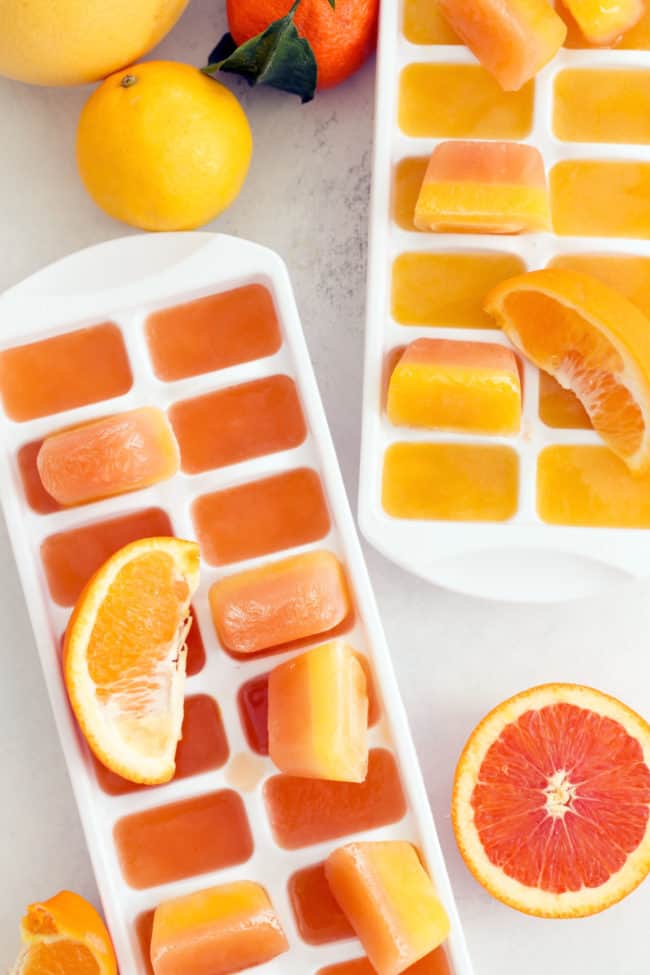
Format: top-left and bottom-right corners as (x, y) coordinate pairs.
(268, 641), (368, 781)
(209, 550), (351, 654)
(289, 862), (355, 944)
(438, 0), (566, 91)
(537, 445), (650, 527)
(318, 950), (452, 975)
(37, 407), (179, 506)
(387, 339), (521, 434)
(551, 161), (650, 238)
(560, 0), (644, 43)
(146, 284), (281, 381)
(0, 322), (131, 422)
(382, 443), (519, 521)
(41, 507), (172, 606)
(193, 468), (330, 566)
(150, 882), (288, 975)
(398, 65), (534, 139)
(265, 749), (406, 849)
(114, 790), (253, 889)
(554, 69), (650, 144)
(325, 842), (450, 975)
(414, 142), (550, 234)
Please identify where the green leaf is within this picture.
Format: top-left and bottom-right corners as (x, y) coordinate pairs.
(203, 3), (317, 103)
(328, 0), (336, 7)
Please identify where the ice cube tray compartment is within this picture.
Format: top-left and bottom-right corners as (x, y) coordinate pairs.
(0, 234), (473, 975)
(359, 0), (650, 601)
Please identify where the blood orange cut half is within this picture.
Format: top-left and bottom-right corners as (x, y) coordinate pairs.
(452, 684), (650, 917)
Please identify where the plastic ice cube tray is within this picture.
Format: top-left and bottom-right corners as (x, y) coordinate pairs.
(0, 233), (473, 975)
(360, 0), (650, 602)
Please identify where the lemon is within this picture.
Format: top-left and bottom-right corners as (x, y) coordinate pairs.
(76, 62), (253, 232)
(0, 0), (189, 86)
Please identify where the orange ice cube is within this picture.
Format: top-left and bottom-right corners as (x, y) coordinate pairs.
(559, 0), (644, 44)
(325, 842), (450, 975)
(414, 141), (550, 234)
(209, 550), (351, 655)
(387, 339), (521, 435)
(438, 0), (566, 90)
(150, 882), (288, 975)
(37, 407), (179, 506)
(268, 641), (368, 781)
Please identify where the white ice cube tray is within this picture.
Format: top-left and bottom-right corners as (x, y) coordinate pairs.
(0, 233), (473, 975)
(359, 0), (650, 602)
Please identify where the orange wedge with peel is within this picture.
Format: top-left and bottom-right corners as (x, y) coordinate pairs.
(452, 683), (650, 918)
(64, 536), (200, 785)
(11, 890), (117, 975)
(485, 269), (650, 472)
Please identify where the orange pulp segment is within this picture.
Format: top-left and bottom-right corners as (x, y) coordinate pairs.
(392, 251), (526, 326)
(192, 468), (330, 566)
(41, 507), (172, 606)
(325, 842), (450, 975)
(452, 683), (650, 916)
(268, 640), (369, 781)
(398, 64), (534, 139)
(559, 0), (644, 44)
(382, 443), (519, 521)
(554, 69), (650, 144)
(94, 694), (229, 795)
(146, 284), (281, 381)
(150, 882), (288, 975)
(265, 748), (407, 849)
(0, 322), (131, 422)
(64, 537), (200, 784)
(317, 949), (452, 975)
(414, 141), (549, 234)
(485, 268), (650, 470)
(37, 407), (179, 506)
(387, 339), (521, 434)
(169, 375), (306, 474)
(437, 0), (566, 90)
(289, 862), (355, 944)
(550, 160), (650, 238)
(114, 790), (253, 889)
(209, 549), (350, 654)
(12, 890), (116, 975)
(538, 445), (650, 526)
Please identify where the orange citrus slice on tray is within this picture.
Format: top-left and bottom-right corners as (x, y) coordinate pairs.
(485, 269), (650, 472)
(64, 537), (200, 785)
(452, 683), (650, 918)
(11, 890), (117, 975)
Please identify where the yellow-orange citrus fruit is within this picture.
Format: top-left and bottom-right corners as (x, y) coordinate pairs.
(486, 268), (650, 472)
(77, 61), (253, 232)
(64, 536), (200, 785)
(0, 0), (188, 86)
(11, 890), (117, 975)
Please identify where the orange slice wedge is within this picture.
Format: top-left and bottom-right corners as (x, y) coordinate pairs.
(11, 890), (117, 975)
(64, 537), (200, 785)
(485, 269), (650, 471)
(452, 683), (650, 918)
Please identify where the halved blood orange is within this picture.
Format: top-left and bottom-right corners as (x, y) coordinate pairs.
(11, 890), (117, 975)
(452, 684), (650, 917)
(485, 269), (650, 472)
(64, 537), (200, 785)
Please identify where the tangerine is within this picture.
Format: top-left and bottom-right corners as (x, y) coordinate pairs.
(226, 0), (379, 90)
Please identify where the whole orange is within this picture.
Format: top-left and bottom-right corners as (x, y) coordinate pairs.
(226, 0), (380, 89)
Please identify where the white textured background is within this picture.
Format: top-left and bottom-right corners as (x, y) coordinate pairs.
(0, 1), (648, 972)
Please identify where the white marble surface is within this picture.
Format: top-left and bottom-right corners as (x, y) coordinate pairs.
(0, 2), (648, 971)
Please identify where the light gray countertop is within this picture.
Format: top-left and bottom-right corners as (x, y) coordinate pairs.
(0, 1), (647, 971)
